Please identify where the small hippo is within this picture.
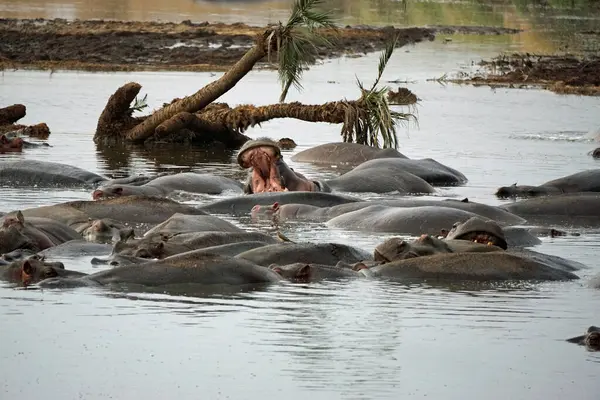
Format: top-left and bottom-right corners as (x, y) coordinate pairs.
(566, 326), (600, 351)
(269, 263), (363, 282)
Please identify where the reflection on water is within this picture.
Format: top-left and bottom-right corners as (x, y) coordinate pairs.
(1, 1), (600, 399)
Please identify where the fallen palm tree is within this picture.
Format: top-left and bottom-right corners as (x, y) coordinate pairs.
(94, 0), (417, 150)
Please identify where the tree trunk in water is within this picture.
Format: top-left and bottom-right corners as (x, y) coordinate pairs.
(95, 82), (143, 142)
(198, 101), (353, 132)
(125, 30), (273, 143)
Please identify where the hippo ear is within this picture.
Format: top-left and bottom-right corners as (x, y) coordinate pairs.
(296, 265), (312, 282)
(16, 211), (25, 224)
(512, 183), (517, 187)
(460, 198), (469, 203)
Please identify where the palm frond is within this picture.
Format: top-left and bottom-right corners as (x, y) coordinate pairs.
(277, 0), (338, 102)
(370, 34), (399, 92)
(342, 35), (416, 149)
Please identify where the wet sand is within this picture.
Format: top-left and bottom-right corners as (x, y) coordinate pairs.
(0, 18), (520, 72)
(449, 54), (600, 96)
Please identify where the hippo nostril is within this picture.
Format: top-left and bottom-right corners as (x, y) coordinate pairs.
(92, 190), (103, 200)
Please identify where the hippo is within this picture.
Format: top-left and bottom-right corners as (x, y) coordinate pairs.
(291, 142), (408, 167)
(199, 191), (361, 216)
(79, 218), (135, 243)
(12, 195), (208, 233)
(143, 213), (244, 236)
(373, 235), (503, 263)
(3, 241), (112, 262)
(325, 164), (435, 194)
(344, 157), (468, 186)
(0, 160), (106, 188)
(0, 257), (85, 286)
(237, 138), (329, 193)
(92, 241), (271, 267)
(326, 205), (486, 236)
(37, 253), (283, 294)
(367, 252), (579, 282)
(444, 216), (508, 249)
(0, 134), (24, 153)
(269, 263), (362, 282)
(500, 193), (600, 227)
(92, 172), (243, 199)
(111, 231), (279, 260)
(566, 326), (600, 351)
(0, 211), (81, 253)
(496, 169), (600, 198)
(235, 242), (372, 267)
(253, 198), (526, 226)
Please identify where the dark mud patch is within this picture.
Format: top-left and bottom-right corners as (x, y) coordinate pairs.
(446, 53), (600, 96)
(0, 18), (436, 72)
(0, 18), (522, 72)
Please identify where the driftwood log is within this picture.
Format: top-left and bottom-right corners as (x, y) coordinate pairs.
(0, 104), (51, 138)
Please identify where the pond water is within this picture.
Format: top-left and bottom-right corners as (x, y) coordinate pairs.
(1, 1), (600, 399)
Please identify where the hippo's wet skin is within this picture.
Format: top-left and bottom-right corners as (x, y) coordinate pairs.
(500, 192), (600, 228)
(257, 198), (526, 226)
(37, 253), (283, 293)
(270, 263), (362, 282)
(566, 326), (600, 351)
(368, 251), (579, 282)
(291, 142), (408, 167)
(92, 172), (243, 199)
(236, 242), (373, 267)
(199, 191), (361, 216)
(0, 160), (106, 188)
(496, 169), (600, 198)
(112, 231), (279, 260)
(143, 213), (244, 236)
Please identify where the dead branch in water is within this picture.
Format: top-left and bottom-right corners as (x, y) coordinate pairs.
(0, 104), (51, 138)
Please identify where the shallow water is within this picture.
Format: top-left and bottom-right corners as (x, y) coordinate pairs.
(2, 1), (600, 399)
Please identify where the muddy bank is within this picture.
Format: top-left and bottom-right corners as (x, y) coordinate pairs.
(448, 54), (600, 96)
(0, 18), (519, 72)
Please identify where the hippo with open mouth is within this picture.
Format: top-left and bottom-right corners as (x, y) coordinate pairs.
(237, 138), (330, 194)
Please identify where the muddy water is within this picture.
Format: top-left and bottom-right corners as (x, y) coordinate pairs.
(2, 3), (600, 400)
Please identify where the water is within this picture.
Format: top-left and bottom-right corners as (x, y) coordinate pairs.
(1, 1), (600, 399)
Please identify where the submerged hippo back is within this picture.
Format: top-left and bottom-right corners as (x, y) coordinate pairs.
(0, 160), (105, 187)
(67, 195), (208, 224)
(236, 242), (372, 267)
(87, 253), (282, 287)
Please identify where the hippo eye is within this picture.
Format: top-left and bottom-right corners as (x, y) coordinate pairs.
(42, 268), (58, 279)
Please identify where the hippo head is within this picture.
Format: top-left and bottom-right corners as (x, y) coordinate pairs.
(444, 217), (508, 250)
(566, 326), (600, 352)
(0, 214), (36, 253)
(250, 202), (280, 221)
(237, 138), (287, 193)
(19, 257), (66, 287)
(82, 218), (135, 243)
(374, 237), (420, 262)
(495, 183), (560, 199)
(375, 235), (453, 263)
(277, 138), (297, 150)
(592, 148), (600, 159)
(133, 241), (166, 259)
(270, 263), (312, 283)
(92, 186), (125, 200)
